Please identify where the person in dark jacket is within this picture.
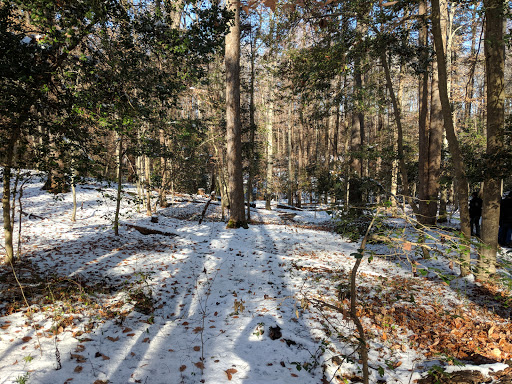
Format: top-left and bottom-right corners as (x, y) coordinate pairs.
(499, 193), (512, 246)
(469, 192), (483, 237)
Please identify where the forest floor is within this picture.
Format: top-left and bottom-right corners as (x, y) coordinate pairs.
(1, 177), (512, 384)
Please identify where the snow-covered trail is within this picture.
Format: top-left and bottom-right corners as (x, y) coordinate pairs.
(2, 180), (511, 384)
(0, 181), (345, 384)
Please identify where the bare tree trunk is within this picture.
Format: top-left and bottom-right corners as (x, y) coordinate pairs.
(463, 6), (479, 130)
(136, 155), (144, 212)
(145, 155), (152, 216)
(2, 166), (14, 264)
(246, 26), (257, 221)
(478, 0), (504, 280)
(432, 0), (471, 276)
(71, 175), (77, 222)
(159, 128), (168, 208)
(225, 0), (247, 228)
(287, 106), (294, 206)
(381, 52), (419, 215)
(2, 125), (21, 264)
(418, 0), (442, 225)
(297, 106), (306, 208)
(114, 134), (123, 237)
(265, 82), (274, 211)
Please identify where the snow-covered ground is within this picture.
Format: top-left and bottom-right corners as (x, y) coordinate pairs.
(0, 177), (511, 384)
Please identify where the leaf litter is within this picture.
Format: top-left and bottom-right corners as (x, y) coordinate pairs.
(0, 178), (511, 383)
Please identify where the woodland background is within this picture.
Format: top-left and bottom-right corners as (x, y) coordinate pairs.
(1, 0), (511, 279)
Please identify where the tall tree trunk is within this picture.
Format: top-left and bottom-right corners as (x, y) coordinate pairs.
(478, 0), (504, 280)
(159, 128), (168, 208)
(381, 52), (419, 215)
(225, 0), (246, 228)
(349, 20), (366, 206)
(418, 0), (442, 225)
(2, 125), (21, 264)
(265, 80), (274, 210)
(145, 155), (152, 216)
(463, 6), (479, 131)
(287, 106), (294, 206)
(114, 134), (123, 237)
(71, 173), (77, 222)
(246, 26), (257, 221)
(2, 166), (14, 264)
(431, 0), (471, 276)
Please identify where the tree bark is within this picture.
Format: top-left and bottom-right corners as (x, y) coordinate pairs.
(287, 106), (294, 206)
(159, 128), (169, 208)
(265, 80), (274, 211)
(225, 0), (247, 228)
(478, 0), (505, 280)
(145, 155), (152, 216)
(246, 26), (257, 221)
(381, 52), (419, 215)
(431, 0), (471, 276)
(114, 134), (123, 237)
(2, 166), (14, 264)
(463, 6), (479, 131)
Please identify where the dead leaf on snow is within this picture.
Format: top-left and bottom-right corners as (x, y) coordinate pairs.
(21, 336), (32, 342)
(106, 336), (119, 342)
(193, 346), (200, 351)
(179, 365), (186, 372)
(193, 327), (203, 334)
(71, 354), (87, 363)
(195, 362), (205, 370)
(74, 366), (83, 373)
(225, 368), (237, 380)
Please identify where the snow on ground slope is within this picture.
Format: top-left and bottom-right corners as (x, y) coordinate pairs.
(0, 179), (511, 384)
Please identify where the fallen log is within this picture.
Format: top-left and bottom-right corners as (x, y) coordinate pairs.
(20, 211), (44, 220)
(276, 204), (303, 211)
(125, 224), (177, 237)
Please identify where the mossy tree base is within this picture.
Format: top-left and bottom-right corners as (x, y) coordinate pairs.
(226, 220), (248, 229)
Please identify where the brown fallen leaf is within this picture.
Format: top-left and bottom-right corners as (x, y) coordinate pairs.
(193, 327), (203, 334)
(71, 354), (87, 363)
(106, 336), (119, 342)
(122, 328), (132, 333)
(490, 348), (502, 360)
(291, 373), (298, 377)
(74, 366), (83, 373)
(142, 337), (150, 343)
(193, 346), (200, 351)
(225, 368), (238, 380)
(194, 362), (205, 370)
(21, 336), (32, 343)
(179, 365), (186, 372)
